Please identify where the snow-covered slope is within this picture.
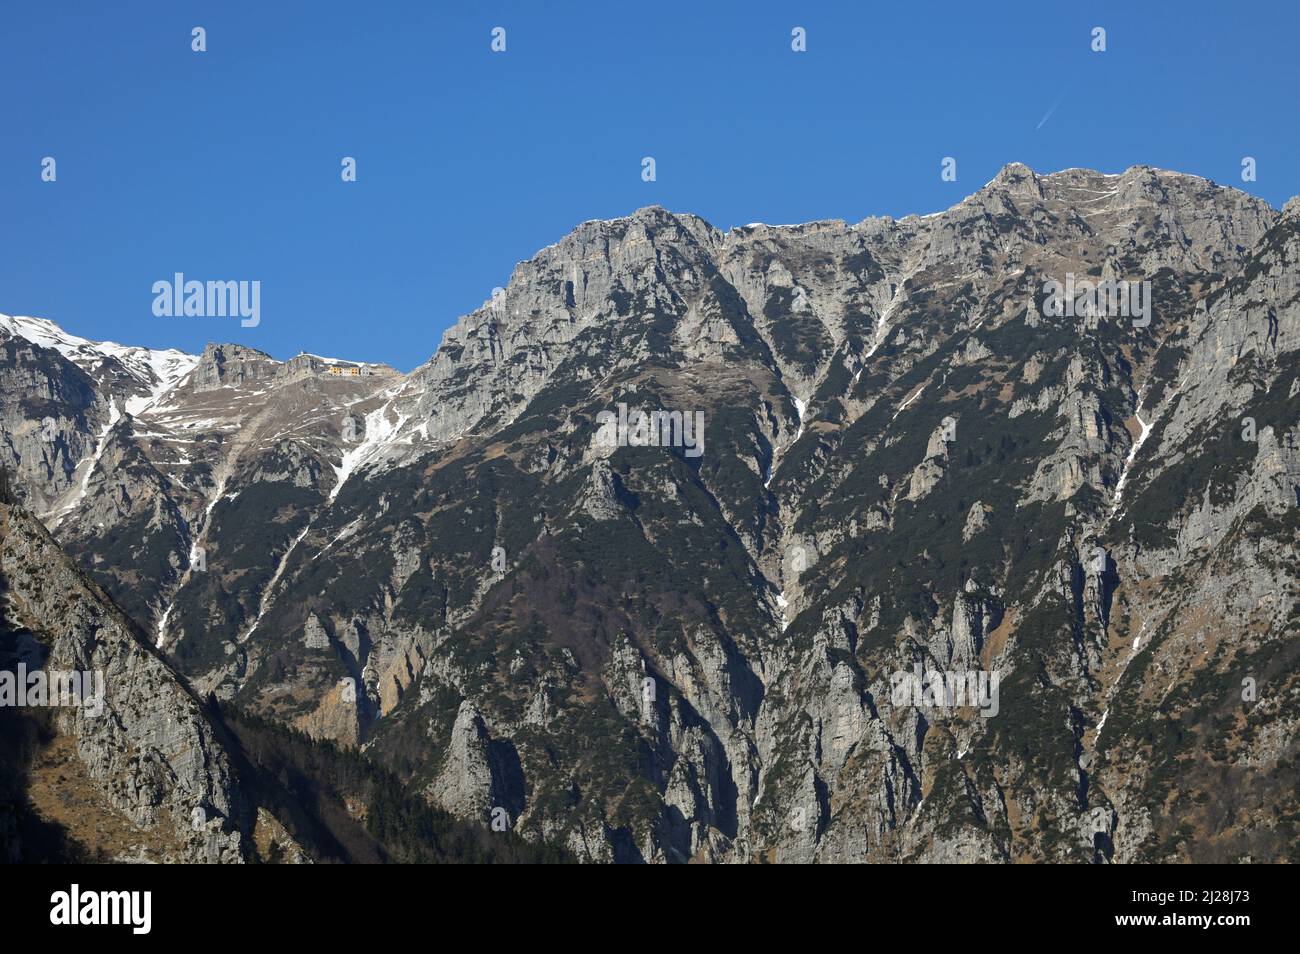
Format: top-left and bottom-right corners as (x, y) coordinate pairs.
(0, 313), (199, 411)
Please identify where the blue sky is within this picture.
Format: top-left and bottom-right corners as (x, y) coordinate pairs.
(2, 0), (1297, 370)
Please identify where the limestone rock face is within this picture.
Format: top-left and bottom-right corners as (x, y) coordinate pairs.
(427, 701), (523, 826)
(184, 343), (280, 394)
(962, 501), (989, 541)
(583, 458), (623, 520)
(4, 163), (1299, 863)
(906, 417), (957, 500)
(0, 328), (107, 513)
(294, 676), (361, 747)
(303, 613), (331, 649)
(0, 503), (248, 863)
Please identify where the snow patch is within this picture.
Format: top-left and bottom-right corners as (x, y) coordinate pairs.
(50, 399), (121, 525)
(1112, 406), (1153, 506)
(155, 602), (176, 648)
(865, 290), (906, 360)
(891, 385), (927, 421)
(1, 313), (198, 412)
(330, 403), (408, 502)
(764, 396), (808, 490)
(240, 524), (312, 643)
(792, 397), (807, 438)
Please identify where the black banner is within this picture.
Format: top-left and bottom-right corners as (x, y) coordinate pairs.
(6, 863), (1277, 940)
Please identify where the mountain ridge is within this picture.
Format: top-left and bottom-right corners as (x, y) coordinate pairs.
(3, 160), (1298, 862)
(6, 162), (1283, 377)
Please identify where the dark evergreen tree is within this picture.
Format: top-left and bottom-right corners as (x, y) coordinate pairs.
(0, 463), (14, 506)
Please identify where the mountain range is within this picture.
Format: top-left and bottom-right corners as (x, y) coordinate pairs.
(2, 162), (1298, 863)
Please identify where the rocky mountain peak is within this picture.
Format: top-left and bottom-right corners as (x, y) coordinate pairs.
(986, 160), (1044, 197)
(185, 342), (279, 393)
(3, 162), (1297, 864)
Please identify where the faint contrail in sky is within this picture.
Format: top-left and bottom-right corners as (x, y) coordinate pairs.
(1035, 92), (1066, 131)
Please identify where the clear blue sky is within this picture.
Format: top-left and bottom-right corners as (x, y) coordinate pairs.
(2, 0), (1296, 370)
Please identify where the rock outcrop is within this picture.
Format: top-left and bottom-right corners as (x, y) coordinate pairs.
(0, 502), (248, 862)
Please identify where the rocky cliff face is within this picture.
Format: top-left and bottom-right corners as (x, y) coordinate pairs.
(3, 163), (1297, 863)
(0, 502), (247, 862)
